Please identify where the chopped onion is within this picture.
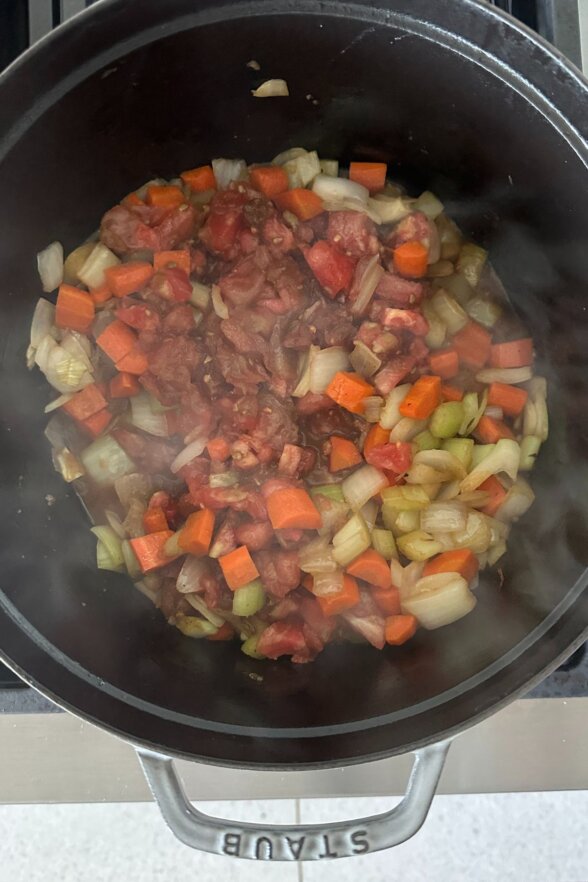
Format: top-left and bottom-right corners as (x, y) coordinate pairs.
(121, 540), (142, 580)
(369, 528), (396, 561)
(37, 241), (63, 292)
(44, 392), (74, 414)
(342, 465), (388, 510)
(81, 434), (134, 485)
(299, 537), (338, 574)
(397, 530), (443, 561)
(495, 477), (535, 522)
(363, 396), (384, 423)
(60, 331), (94, 374)
(450, 511), (493, 554)
(457, 243), (487, 288)
(487, 541), (507, 566)
(211, 283), (229, 319)
(459, 390), (488, 436)
(92, 525), (124, 571)
(380, 383), (413, 430)
(130, 394), (169, 437)
(190, 281), (211, 310)
(368, 195), (412, 224)
(27, 299), (57, 368)
(320, 159), (339, 177)
(402, 572), (475, 629)
(251, 78), (289, 97)
(460, 439), (520, 493)
(465, 296), (502, 328)
(422, 299), (446, 350)
(170, 437), (207, 474)
(523, 377), (548, 441)
(105, 509), (127, 538)
(274, 149), (321, 188)
(187, 594), (226, 627)
(78, 243), (120, 289)
(360, 499), (379, 532)
(520, 435), (541, 470)
(392, 509), (420, 534)
(484, 406), (504, 420)
(421, 501), (468, 533)
(36, 336), (93, 393)
(176, 616), (218, 638)
(312, 174), (369, 206)
(390, 417), (428, 443)
(414, 190), (444, 220)
(350, 254), (385, 315)
(349, 341), (382, 378)
(476, 366), (533, 385)
(382, 485), (430, 511)
(211, 158), (246, 189)
(437, 216), (463, 261)
(292, 345), (318, 398)
(309, 346), (350, 394)
(315, 495), (350, 537)
(412, 450), (467, 481)
(332, 513), (371, 566)
(431, 289), (468, 334)
(177, 556), (209, 593)
(313, 569), (345, 596)
(52, 446), (85, 482)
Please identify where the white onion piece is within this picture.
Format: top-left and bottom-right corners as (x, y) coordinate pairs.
(313, 569), (345, 597)
(368, 195), (412, 224)
(450, 511), (493, 554)
(402, 572), (475, 629)
(44, 392), (74, 414)
(380, 383), (412, 430)
(349, 341), (381, 378)
(52, 446), (85, 483)
(523, 377), (548, 441)
(414, 191), (444, 220)
(37, 336), (93, 393)
(292, 345), (318, 398)
(390, 417), (427, 443)
(350, 254), (384, 316)
(130, 394), (169, 437)
(299, 537), (338, 574)
(81, 434), (134, 486)
(342, 465), (388, 510)
(177, 556), (209, 593)
(426, 218), (441, 265)
(251, 78), (289, 97)
(28, 298), (57, 367)
(476, 366), (533, 385)
(312, 174), (369, 205)
(212, 158), (246, 189)
(186, 594), (225, 628)
(320, 159), (339, 177)
(278, 150), (321, 188)
(460, 439), (520, 493)
(309, 346), (349, 394)
(78, 243), (120, 289)
(484, 406), (504, 420)
(171, 437), (207, 474)
(105, 509), (127, 539)
(60, 331), (94, 373)
(272, 147), (307, 165)
(360, 499), (379, 533)
(495, 477), (535, 523)
(431, 289), (468, 334)
(413, 450), (467, 481)
(321, 197), (382, 223)
(363, 395), (384, 423)
(420, 501), (468, 533)
(211, 284), (229, 319)
(37, 241), (63, 292)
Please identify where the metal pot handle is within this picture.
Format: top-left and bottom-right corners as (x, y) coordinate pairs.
(137, 739), (451, 861)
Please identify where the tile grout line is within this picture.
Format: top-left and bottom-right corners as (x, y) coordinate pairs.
(295, 798), (304, 882)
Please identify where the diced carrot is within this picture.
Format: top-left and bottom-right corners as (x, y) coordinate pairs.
(115, 346), (149, 376)
(393, 241), (429, 278)
(372, 585), (401, 616)
(399, 375), (441, 420)
(77, 408), (112, 438)
(122, 192), (144, 208)
(96, 320), (137, 363)
(249, 166), (289, 198)
(90, 283), (113, 306)
(475, 415), (515, 444)
(181, 165), (217, 192)
(385, 614), (418, 645)
(329, 436), (362, 472)
(346, 549), (392, 589)
(208, 621), (235, 641)
(317, 575), (360, 617)
(153, 249), (191, 276)
(479, 475), (508, 517)
(218, 545), (260, 590)
(349, 161), (387, 194)
(62, 383), (108, 422)
(275, 188), (324, 221)
(104, 262), (154, 298)
(109, 372), (141, 398)
(489, 338), (533, 369)
(441, 384), (464, 402)
(55, 284), (95, 333)
(266, 488), (322, 530)
(130, 530), (177, 573)
(363, 424), (390, 459)
(146, 184), (185, 208)
(423, 548), (479, 583)
(487, 382), (528, 417)
(429, 348), (459, 380)
(452, 321), (492, 370)
(178, 508), (215, 556)
(206, 437), (231, 462)
(325, 371), (375, 415)
(143, 506), (169, 534)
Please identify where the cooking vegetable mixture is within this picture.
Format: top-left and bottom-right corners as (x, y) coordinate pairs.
(29, 149), (548, 663)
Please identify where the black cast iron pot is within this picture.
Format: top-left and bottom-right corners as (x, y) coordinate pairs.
(1, 0), (588, 861)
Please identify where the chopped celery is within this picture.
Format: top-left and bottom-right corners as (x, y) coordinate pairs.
(443, 438), (474, 470)
(121, 539), (142, 580)
(241, 634), (264, 659)
(96, 540), (124, 572)
(394, 510), (421, 534)
(459, 391), (487, 436)
(372, 528), (398, 560)
(520, 435), (542, 470)
(232, 579), (266, 617)
(430, 402), (464, 439)
(92, 525), (124, 570)
(81, 434), (134, 486)
(423, 299), (446, 349)
(382, 504), (400, 532)
(413, 430), (442, 452)
(470, 443), (496, 470)
(390, 417), (428, 442)
(457, 243), (487, 288)
(310, 484), (345, 503)
(332, 513), (371, 566)
(176, 616), (218, 638)
(381, 485), (430, 510)
(397, 530), (443, 562)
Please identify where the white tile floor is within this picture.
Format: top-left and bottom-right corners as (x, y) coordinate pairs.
(1, 792), (588, 881)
